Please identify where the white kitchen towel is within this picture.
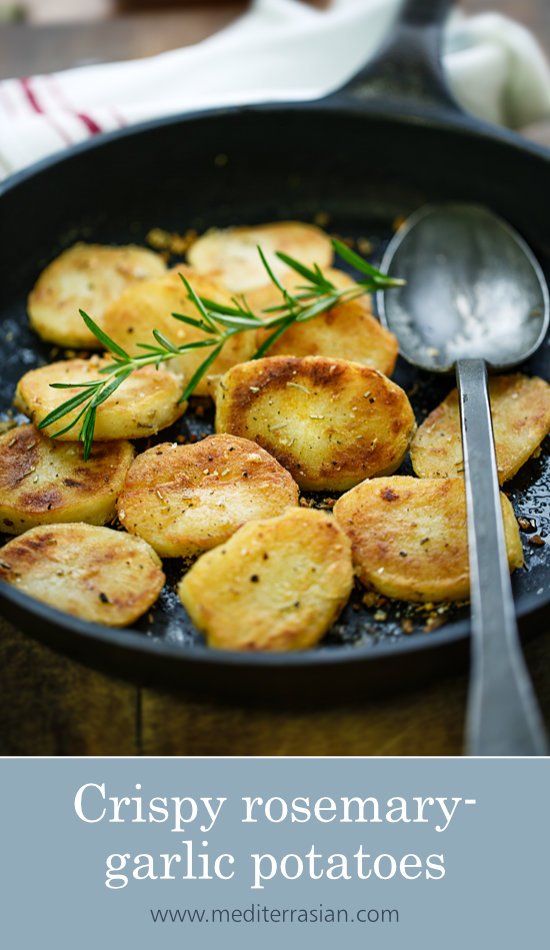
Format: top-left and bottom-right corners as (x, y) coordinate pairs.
(1, 0), (550, 181)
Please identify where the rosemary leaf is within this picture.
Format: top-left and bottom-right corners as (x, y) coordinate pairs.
(260, 302), (292, 314)
(332, 239), (404, 286)
(295, 293), (342, 323)
(257, 246), (286, 295)
(135, 343), (171, 353)
(49, 381), (102, 389)
(90, 369), (133, 408)
(275, 251), (327, 288)
(37, 387), (96, 430)
(79, 309), (130, 358)
(152, 329), (182, 354)
(252, 318), (295, 359)
(199, 298), (260, 321)
(178, 274), (218, 332)
(231, 295), (256, 319)
(80, 406), (97, 461)
(207, 312), (262, 330)
(171, 311), (213, 332)
(180, 343), (224, 403)
(48, 401), (92, 440)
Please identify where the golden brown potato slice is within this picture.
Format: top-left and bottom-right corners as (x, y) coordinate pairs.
(215, 356), (416, 491)
(27, 243), (166, 348)
(255, 296), (398, 376)
(410, 374), (550, 484)
(0, 523), (164, 626)
(0, 424), (134, 534)
(187, 221), (333, 292)
(15, 357), (185, 441)
(245, 266), (357, 317)
(178, 507), (353, 651)
(100, 266), (255, 397)
(333, 476), (523, 603)
(117, 434), (299, 557)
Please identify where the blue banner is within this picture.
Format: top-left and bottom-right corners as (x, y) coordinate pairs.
(0, 757), (546, 948)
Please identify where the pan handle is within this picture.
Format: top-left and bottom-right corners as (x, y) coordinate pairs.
(329, 0), (460, 114)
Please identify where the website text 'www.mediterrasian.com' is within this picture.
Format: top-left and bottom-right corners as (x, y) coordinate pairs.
(150, 905), (399, 925)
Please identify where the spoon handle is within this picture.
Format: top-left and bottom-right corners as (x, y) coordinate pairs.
(455, 358), (548, 755)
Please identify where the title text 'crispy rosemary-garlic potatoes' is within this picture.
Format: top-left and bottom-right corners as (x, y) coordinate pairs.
(15, 357), (185, 441)
(215, 356), (416, 491)
(27, 243), (166, 349)
(178, 508), (353, 651)
(333, 476), (523, 603)
(0, 425), (134, 534)
(117, 434), (299, 558)
(255, 296), (398, 377)
(100, 266), (255, 397)
(187, 221), (333, 293)
(410, 374), (550, 484)
(0, 523), (165, 626)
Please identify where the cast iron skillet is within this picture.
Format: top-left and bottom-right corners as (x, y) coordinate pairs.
(0, 0), (549, 702)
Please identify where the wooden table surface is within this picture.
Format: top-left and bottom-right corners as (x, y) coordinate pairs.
(1, 0), (550, 756)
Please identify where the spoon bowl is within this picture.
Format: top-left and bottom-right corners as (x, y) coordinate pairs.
(378, 204), (549, 372)
(377, 203), (550, 756)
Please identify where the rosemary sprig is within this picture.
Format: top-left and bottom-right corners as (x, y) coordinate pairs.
(37, 239), (403, 459)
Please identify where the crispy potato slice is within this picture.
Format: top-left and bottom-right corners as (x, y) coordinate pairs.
(187, 221), (333, 292)
(215, 356), (416, 491)
(0, 424), (134, 534)
(0, 523), (164, 626)
(101, 266), (255, 397)
(27, 243), (166, 348)
(245, 266), (357, 317)
(15, 357), (185, 441)
(411, 374), (550, 484)
(256, 296), (398, 376)
(333, 476), (523, 602)
(178, 507), (353, 651)
(117, 434), (299, 557)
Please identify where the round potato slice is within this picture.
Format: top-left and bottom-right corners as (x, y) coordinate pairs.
(15, 357), (185, 441)
(117, 434), (299, 557)
(0, 424), (134, 534)
(100, 266), (255, 397)
(187, 221), (333, 292)
(411, 374), (550, 484)
(255, 296), (398, 376)
(333, 476), (523, 603)
(27, 243), (166, 348)
(215, 356), (416, 491)
(245, 266), (357, 317)
(178, 507), (353, 651)
(0, 523), (165, 626)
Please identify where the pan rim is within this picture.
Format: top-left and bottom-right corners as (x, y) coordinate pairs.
(0, 579), (546, 670)
(2, 96), (550, 204)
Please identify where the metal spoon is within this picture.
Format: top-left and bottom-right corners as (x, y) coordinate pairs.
(378, 203), (549, 756)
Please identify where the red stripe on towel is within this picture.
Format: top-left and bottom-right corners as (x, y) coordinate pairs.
(46, 76), (104, 136)
(19, 77), (41, 113)
(75, 112), (102, 135)
(19, 77), (73, 145)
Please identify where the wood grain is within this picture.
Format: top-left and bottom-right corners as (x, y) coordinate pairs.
(0, 617), (137, 755)
(138, 632), (550, 756)
(0, 6), (248, 79)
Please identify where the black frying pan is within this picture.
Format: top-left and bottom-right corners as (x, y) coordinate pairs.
(1, 0), (549, 703)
